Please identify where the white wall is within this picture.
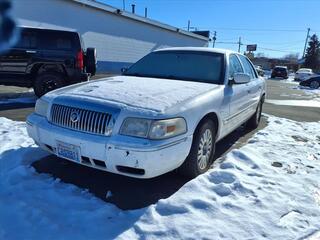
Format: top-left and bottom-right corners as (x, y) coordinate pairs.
(12, 0), (208, 73)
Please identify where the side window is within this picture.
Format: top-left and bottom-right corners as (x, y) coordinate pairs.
(229, 54), (243, 78)
(15, 30), (37, 49)
(40, 31), (74, 50)
(238, 55), (256, 79)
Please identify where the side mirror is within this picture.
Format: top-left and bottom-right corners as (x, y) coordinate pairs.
(232, 73), (250, 84)
(121, 67), (128, 74)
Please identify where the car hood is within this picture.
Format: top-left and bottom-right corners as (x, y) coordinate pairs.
(48, 76), (219, 114)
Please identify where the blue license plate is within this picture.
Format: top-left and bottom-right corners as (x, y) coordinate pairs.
(56, 141), (80, 162)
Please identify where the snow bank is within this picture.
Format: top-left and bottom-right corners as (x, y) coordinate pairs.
(0, 116), (320, 239)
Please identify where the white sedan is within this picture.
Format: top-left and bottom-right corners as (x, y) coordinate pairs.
(27, 48), (266, 179)
(294, 68), (317, 81)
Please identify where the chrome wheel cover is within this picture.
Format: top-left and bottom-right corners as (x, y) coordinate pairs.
(310, 81), (320, 89)
(197, 129), (213, 170)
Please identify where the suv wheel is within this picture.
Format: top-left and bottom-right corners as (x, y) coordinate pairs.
(33, 72), (65, 97)
(310, 80), (320, 89)
(179, 119), (216, 178)
(247, 99), (263, 129)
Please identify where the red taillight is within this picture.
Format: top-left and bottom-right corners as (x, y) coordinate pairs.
(76, 51), (84, 70)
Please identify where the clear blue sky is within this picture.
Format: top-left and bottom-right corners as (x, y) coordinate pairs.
(98, 0), (320, 58)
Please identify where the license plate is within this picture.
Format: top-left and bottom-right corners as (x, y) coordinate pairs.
(56, 141), (80, 162)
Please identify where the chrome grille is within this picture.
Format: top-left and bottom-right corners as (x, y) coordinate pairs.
(50, 104), (112, 135)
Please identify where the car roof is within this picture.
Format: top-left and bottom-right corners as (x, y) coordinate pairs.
(19, 26), (78, 34)
(154, 47), (239, 56)
(298, 68), (312, 71)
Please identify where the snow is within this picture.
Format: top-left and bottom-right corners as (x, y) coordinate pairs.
(293, 86), (320, 101)
(265, 99), (320, 107)
(56, 76), (219, 113)
(1, 115), (320, 239)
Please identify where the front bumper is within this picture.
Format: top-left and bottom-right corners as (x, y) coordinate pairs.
(26, 113), (193, 178)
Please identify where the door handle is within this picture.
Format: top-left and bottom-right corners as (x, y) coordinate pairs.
(26, 50), (37, 54)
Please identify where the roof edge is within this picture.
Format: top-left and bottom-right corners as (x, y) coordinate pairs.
(69, 0), (209, 41)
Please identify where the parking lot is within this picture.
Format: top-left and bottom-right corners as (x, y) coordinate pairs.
(1, 77), (319, 210)
(1, 77), (319, 122)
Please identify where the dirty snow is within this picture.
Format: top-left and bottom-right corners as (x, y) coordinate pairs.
(0, 115), (320, 239)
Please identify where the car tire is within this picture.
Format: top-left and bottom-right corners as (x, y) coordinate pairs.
(33, 72), (65, 97)
(310, 80), (320, 89)
(247, 99), (263, 129)
(179, 119), (216, 178)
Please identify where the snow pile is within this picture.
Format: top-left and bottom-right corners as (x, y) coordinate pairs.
(0, 116), (320, 239)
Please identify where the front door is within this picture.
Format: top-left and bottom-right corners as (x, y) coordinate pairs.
(223, 54), (252, 133)
(0, 28), (37, 85)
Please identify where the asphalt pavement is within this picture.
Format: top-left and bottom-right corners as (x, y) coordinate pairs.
(0, 77), (319, 209)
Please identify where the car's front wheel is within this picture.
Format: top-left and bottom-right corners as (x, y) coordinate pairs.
(310, 80), (320, 89)
(179, 119), (216, 178)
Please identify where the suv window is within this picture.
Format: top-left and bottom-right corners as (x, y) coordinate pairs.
(229, 54), (243, 78)
(40, 31), (74, 50)
(15, 30), (37, 49)
(238, 55), (256, 79)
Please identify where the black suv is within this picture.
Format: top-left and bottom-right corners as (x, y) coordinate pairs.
(271, 66), (288, 79)
(0, 27), (96, 97)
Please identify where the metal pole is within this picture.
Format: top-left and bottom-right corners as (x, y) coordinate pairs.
(144, 7), (148, 18)
(238, 37), (241, 53)
(187, 20), (190, 31)
(212, 31), (217, 48)
(303, 28), (310, 58)
(131, 4), (135, 14)
(122, 0), (125, 10)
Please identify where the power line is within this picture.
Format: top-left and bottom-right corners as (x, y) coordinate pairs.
(207, 27), (307, 33)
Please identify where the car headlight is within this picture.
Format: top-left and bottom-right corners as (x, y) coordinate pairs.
(35, 98), (49, 117)
(120, 118), (152, 138)
(149, 118), (187, 139)
(120, 117), (187, 139)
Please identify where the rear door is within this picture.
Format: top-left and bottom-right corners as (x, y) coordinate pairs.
(37, 30), (80, 74)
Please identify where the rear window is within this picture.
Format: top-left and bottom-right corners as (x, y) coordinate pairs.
(39, 31), (80, 51)
(274, 67), (287, 72)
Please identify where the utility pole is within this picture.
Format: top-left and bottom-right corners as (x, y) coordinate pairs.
(187, 20), (190, 31)
(238, 37), (242, 53)
(212, 31), (217, 48)
(303, 27), (310, 58)
(144, 7), (148, 18)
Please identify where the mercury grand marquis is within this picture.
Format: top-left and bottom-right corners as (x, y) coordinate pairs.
(26, 48), (266, 178)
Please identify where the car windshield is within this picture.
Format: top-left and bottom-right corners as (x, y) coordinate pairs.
(124, 50), (225, 84)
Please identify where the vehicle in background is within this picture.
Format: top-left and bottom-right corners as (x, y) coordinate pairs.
(294, 68), (316, 81)
(255, 65), (265, 77)
(271, 66), (288, 79)
(0, 26), (97, 97)
(27, 48), (266, 179)
(299, 76), (320, 89)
